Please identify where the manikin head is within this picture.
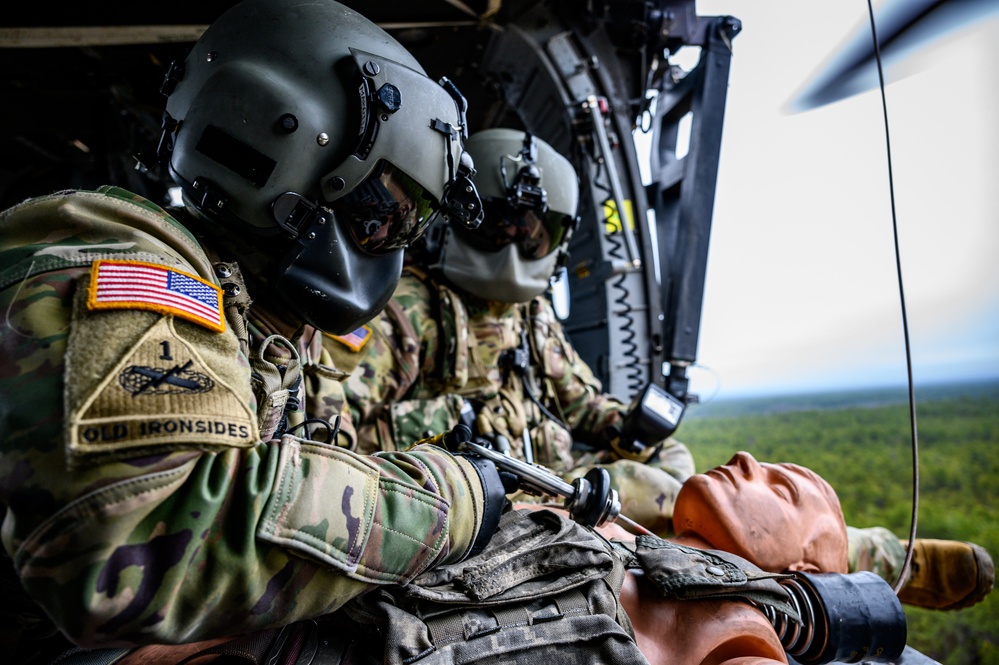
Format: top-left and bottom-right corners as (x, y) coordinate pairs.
(672, 451), (849, 574)
(159, 0), (480, 334)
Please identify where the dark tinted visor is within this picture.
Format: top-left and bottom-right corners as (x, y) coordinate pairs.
(457, 198), (571, 259)
(333, 161), (438, 254)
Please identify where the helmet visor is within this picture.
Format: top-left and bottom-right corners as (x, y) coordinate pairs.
(459, 198), (571, 259)
(334, 161), (438, 254)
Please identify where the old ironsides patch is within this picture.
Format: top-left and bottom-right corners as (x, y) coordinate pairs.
(68, 316), (256, 461)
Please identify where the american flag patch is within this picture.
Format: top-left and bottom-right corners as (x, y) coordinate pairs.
(330, 325), (372, 352)
(88, 260), (225, 333)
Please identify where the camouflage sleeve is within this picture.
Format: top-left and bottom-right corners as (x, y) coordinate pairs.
(393, 273), (448, 382)
(0, 267), (486, 647)
(0, 196), (486, 647)
(338, 309), (413, 454)
(339, 274), (445, 454)
(529, 297), (628, 446)
(529, 299), (694, 476)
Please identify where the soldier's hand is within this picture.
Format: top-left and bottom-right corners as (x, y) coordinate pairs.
(440, 424), (512, 556)
(465, 432), (520, 493)
(609, 436), (662, 464)
(455, 450), (509, 556)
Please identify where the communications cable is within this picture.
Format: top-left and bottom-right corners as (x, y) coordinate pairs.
(865, 0), (919, 594)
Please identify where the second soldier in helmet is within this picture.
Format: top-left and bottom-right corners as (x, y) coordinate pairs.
(336, 127), (696, 535)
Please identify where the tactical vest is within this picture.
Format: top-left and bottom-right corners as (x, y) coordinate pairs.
(385, 268), (576, 472)
(340, 509), (796, 665)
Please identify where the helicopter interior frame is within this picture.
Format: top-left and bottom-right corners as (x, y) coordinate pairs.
(0, 2), (954, 661)
(0, 0), (737, 414)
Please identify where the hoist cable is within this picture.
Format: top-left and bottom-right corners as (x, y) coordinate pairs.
(865, 0), (919, 594)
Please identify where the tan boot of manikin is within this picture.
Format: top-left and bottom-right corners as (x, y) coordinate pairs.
(897, 539), (994, 611)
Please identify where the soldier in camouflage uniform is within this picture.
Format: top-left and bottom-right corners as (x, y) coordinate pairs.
(0, 1), (509, 659)
(337, 128), (696, 536)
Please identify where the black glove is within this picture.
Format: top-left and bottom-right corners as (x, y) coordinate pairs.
(445, 424), (513, 557)
(608, 435), (662, 464)
(457, 451), (509, 556)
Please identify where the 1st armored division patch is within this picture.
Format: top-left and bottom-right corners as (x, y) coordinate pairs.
(67, 314), (257, 464)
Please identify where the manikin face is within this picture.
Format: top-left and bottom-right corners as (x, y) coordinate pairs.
(672, 451), (848, 574)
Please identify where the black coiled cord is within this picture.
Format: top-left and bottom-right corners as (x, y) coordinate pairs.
(592, 159), (645, 395)
(762, 572), (906, 664)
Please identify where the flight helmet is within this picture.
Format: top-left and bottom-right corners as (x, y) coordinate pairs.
(437, 128), (579, 303)
(158, 0), (481, 334)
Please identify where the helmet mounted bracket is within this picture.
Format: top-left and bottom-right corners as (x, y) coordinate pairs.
(499, 132), (549, 214)
(272, 192), (326, 238)
(433, 76), (483, 230)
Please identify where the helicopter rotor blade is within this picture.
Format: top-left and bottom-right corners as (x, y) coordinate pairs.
(787, 0), (999, 113)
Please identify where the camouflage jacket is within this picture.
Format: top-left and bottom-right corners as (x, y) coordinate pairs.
(0, 188), (487, 647)
(338, 268), (629, 472)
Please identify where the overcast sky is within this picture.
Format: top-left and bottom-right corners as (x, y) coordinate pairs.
(664, 0), (999, 399)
